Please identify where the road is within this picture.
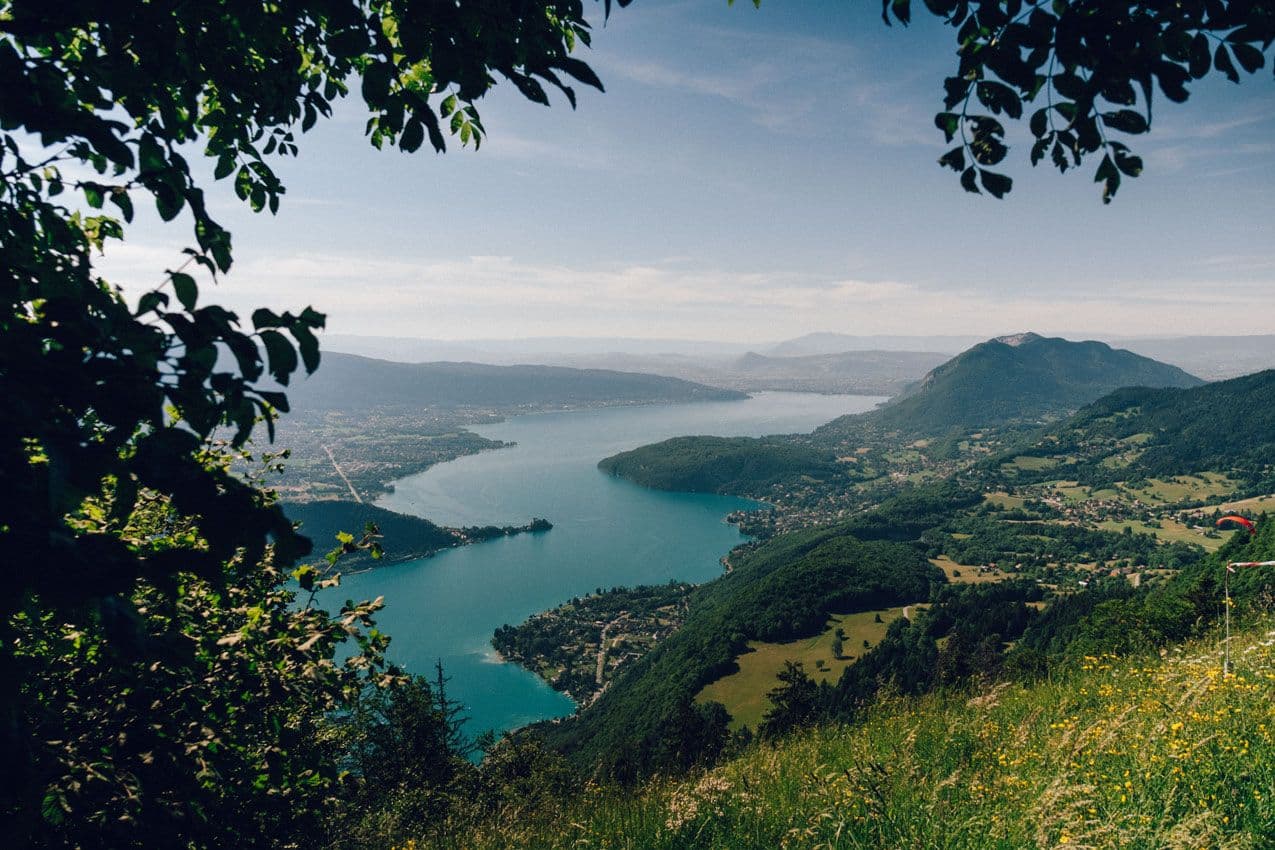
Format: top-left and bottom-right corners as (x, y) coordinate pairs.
(595, 614), (627, 685)
(322, 444), (363, 503)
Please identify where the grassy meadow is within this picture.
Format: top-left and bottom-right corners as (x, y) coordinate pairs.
(695, 560), (1007, 729)
(695, 607), (907, 730)
(1095, 519), (1226, 552)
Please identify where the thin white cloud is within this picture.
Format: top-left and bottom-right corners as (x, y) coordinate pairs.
(96, 246), (1275, 340)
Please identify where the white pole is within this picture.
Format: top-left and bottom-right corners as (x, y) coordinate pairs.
(1224, 566), (1231, 675)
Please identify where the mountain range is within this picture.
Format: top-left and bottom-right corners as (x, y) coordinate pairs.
(281, 352), (747, 412)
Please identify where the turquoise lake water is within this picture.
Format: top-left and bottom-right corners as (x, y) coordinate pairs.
(337, 391), (884, 739)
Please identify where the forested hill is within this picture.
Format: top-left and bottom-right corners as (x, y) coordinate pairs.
(284, 500), (457, 566)
(598, 436), (842, 494)
(820, 332), (1202, 437)
(283, 352), (747, 411)
(1004, 368), (1275, 487)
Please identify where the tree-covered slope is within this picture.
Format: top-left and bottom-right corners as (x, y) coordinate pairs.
(284, 500), (458, 566)
(597, 436), (842, 495)
(820, 332), (1202, 437)
(284, 353), (748, 412)
(999, 369), (1275, 488)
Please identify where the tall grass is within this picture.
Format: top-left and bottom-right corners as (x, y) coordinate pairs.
(423, 619), (1274, 849)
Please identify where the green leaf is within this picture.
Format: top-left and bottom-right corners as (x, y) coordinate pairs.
(170, 272), (198, 310)
(400, 118), (424, 153)
(1230, 42), (1265, 74)
(1094, 154), (1120, 203)
(960, 166), (980, 194)
(329, 26), (370, 59)
(138, 134), (166, 174)
(135, 290), (169, 316)
(293, 564), (317, 591)
(942, 76), (970, 110)
(1101, 109), (1148, 134)
(1113, 148), (1143, 178)
(291, 324), (321, 374)
(1029, 108), (1048, 138)
(976, 81), (1022, 119)
(82, 183), (104, 208)
(1030, 136), (1049, 165)
(155, 183), (184, 221)
(1214, 45), (1240, 84)
(979, 170), (1013, 199)
(557, 56), (605, 92)
(934, 112), (960, 143)
(938, 146), (965, 172)
(109, 188), (134, 222)
(1189, 33), (1211, 79)
(256, 390), (290, 413)
(361, 64), (393, 105)
(260, 329), (299, 384)
(252, 308), (284, 329)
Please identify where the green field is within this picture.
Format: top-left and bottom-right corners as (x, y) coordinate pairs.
(696, 608), (907, 730)
(1121, 473), (1236, 505)
(929, 555), (1010, 584)
(1208, 492), (1275, 514)
(1095, 518), (1225, 552)
(1049, 472), (1236, 508)
(982, 491), (1026, 510)
(1003, 455), (1060, 471)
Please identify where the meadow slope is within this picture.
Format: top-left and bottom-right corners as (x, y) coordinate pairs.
(436, 622), (1274, 850)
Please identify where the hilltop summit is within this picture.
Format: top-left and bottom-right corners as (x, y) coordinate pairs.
(993, 331), (1042, 347)
(824, 333), (1204, 436)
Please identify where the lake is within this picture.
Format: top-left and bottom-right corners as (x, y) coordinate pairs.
(339, 391), (885, 738)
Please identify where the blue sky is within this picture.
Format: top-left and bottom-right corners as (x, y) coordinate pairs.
(100, 0), (1275, 342)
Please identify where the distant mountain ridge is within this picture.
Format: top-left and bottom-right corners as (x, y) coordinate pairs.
(825, 332), (1203, 435)
(765, 332), (984, 357)
(1112, 334), (1275, 381)
(285, 352), (747, 411)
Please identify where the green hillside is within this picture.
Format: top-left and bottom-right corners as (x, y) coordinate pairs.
(1014, 369), (1275, 489)
(447, 622), (1275, 850)
(283, 353), (747, 411)
(597, 436), (842, 495)
(284, 500), (458, 566)
(822, 332), (1203, 437)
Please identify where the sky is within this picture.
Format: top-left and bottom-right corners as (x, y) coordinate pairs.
(99, 0), (1275, 343)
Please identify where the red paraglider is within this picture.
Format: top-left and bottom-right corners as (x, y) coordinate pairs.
(1215, 515), (1256, 534)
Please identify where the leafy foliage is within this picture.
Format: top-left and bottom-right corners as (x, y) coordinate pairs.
(0, 0), (621, 841)
(6, 472), (396, 849)
(893, 0), (1275, 200)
